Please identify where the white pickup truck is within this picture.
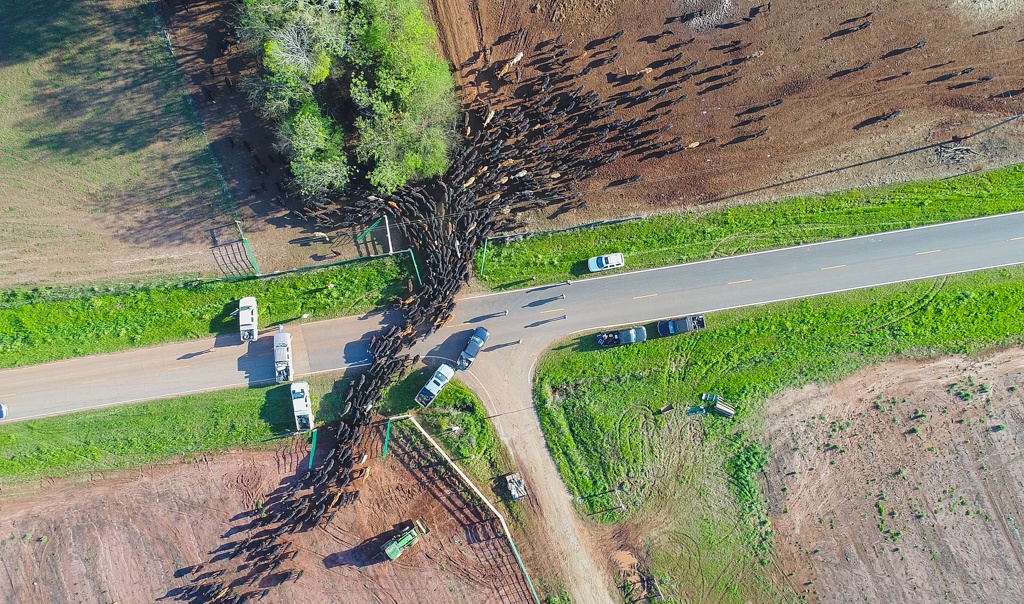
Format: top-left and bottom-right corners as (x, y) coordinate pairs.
(238, 297), (258, 342)
(415, 364), (455, 407)
(273, 331), (293, 383)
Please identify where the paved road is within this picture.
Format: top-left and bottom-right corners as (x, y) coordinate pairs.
(4, 211), (1024, 603)
(5, 211), (1024, 419)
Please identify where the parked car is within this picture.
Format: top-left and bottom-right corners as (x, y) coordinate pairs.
(587, 252), (625, 272)
(0, 403), (8, 420)
(596, 326), (647, 347)
(657, 314), (706, 337)
(458, 327), (489, 370)
(415, 364), (456, 407)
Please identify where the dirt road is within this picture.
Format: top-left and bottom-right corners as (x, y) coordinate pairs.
(461, 342), (618, 603)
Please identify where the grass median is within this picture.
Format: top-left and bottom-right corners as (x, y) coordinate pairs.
(478, 163), (1024, 288)
(0, 257), (408, 369)
(534, 265), (1024, 603)
(0, 371), (353, 484)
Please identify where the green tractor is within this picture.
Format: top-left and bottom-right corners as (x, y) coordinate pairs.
(381, 519), (429, 561)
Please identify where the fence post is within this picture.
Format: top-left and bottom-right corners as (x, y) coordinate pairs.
(382, 418), (393, 458)
(308, 428), (318, 469)
(479, 238), (489, 275)
(235, 220), (261, 276)
(407, 249), (423, 286)
(356, 217), (384, 243)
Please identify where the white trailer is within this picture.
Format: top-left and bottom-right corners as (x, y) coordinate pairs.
(290, 381), (314, 431)
(273, 331), (293, 383)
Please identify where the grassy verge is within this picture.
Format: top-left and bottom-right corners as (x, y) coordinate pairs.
(0, 257), (408, 368)
(535, 265), (1024, 602)
(478, 164), (1024, 288)
(382, 371), (514, 493)
(0, 371), (351, 485)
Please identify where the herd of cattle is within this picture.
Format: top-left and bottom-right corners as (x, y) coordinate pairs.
(166, 7), (1024, 601)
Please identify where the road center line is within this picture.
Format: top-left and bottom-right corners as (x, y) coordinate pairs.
(167, 365), (192, 371)
(916, 249), (941, 255)
(539, 308), (565, 314)
(728, 279), (753, 285)
(83, 379), (108, 384)
(1012, 236), (1024, 241)
(633, 294), (657, 299)
(0, 393), (15, 398)
(821, 265), (846, 271)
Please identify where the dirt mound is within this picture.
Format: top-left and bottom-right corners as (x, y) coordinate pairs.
(765, 348), (1024, 603)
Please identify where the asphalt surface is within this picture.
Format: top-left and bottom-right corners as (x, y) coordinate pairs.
(3, 211), (1024, 420)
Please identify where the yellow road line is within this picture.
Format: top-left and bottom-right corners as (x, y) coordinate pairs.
(539, 308), (565, 314)
(633, 294), (657, 299)
(167, 365), (192, 371)
(0, 393), (15, 398)
(83, 378), (108, 384)
(821, 265), (846, 271)
(728, 279), (752, 285)
(916, 249), (941, 255)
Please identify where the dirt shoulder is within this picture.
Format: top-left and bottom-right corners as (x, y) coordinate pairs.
(765, 347), (1024, 603)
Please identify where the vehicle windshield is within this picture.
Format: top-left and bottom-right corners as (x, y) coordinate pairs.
(597, 257), (606, 268)
(292, 390), (305, 399)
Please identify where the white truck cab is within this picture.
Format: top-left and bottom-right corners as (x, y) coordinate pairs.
(238, 297), (258, 342)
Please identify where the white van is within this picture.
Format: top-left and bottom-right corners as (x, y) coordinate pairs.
(273, 331), (293, 383)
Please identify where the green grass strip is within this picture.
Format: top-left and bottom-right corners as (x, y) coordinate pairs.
(0, 385), (291, 483)
(0, 257), (408, 368)
(478, 163), (1024, 288)
(0, 371), (354, 484)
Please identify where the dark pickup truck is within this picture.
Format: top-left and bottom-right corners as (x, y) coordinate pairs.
(657, 314), (706, 337)
(596, 326), (648, 347)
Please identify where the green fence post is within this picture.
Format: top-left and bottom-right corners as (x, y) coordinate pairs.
(308, 428), (318, 469)
(235, 220), (261, 275)
(479, 238), (489, 275)
(407, 249), (423, 286)
(356, 217), (384, 243)
(382, 418), (393, 458)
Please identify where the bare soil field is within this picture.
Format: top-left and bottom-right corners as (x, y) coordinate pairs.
(0, 0), (234, 288)
(766, 347), (1024, 603)
(0, 423), (534, 604)
(433, 0), (1024, 228)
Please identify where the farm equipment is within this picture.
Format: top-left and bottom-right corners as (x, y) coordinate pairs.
(381, 519), (429, 561)
(700, 393), (736, 418)
(504, 473), (527, 501)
